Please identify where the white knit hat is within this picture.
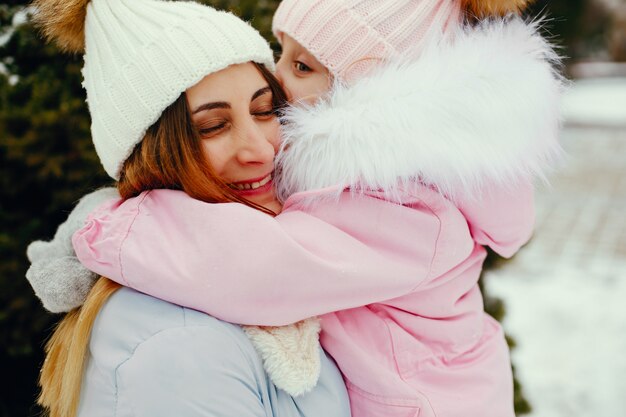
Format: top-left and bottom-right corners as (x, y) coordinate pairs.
(52, 0), (275, 180)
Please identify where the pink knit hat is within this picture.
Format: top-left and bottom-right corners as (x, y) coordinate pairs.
(272, 0), (463, 82)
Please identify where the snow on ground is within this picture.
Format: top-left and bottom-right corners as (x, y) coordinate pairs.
(484, 78), (626, 417)
(561, 78), (626, 127)
(487, 264), (626, 417)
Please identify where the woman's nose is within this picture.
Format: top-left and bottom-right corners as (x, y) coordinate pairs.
(235, 122), (276, 165)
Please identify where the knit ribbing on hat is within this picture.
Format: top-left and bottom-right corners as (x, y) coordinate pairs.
(272, 0), (462, 82)
(82, 0), (275, 180)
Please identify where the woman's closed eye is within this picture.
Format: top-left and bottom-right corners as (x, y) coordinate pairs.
(197, 119), (228, 136)
(252, 105), (277, 119)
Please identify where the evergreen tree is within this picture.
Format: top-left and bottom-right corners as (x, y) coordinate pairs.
(527, 0), (612, 64)
(1, 2), (108, 416)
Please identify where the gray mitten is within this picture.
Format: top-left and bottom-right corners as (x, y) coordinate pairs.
(26, 187), (120, 313)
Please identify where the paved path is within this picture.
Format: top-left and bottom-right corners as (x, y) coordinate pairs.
(523, 126), (626, 276)
(485, 124), (626, 417)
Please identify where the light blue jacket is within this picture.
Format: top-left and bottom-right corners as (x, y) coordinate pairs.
(78, 287), (351, 417)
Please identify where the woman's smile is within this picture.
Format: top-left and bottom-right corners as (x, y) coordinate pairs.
(228, 172), (273, 195)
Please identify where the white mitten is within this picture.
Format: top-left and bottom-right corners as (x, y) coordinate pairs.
(244, 317), (322, 396)
(26, 187), (120, 313)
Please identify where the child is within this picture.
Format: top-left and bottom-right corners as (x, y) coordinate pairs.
(264, 4), (563, 417)
(41, 0), (563, 416)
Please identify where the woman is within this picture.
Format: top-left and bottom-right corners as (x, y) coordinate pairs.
(28, 0), (351, 416)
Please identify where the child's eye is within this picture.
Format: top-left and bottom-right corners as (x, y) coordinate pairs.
(294, 61), (312, 73)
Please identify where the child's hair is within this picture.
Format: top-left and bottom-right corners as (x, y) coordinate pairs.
(37, 62), (286, 417)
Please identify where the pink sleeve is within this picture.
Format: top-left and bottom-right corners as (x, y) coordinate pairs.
(456, 180), (535, 258)
(73, 189), (439, 326)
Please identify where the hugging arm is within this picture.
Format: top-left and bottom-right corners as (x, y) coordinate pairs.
(73, 189), (438, 326)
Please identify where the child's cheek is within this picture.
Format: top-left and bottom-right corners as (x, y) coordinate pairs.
(296, 81), (326, 105)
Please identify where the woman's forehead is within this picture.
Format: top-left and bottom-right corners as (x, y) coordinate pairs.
(186, 63), (268, 106)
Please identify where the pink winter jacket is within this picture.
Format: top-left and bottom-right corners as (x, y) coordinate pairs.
(74, 19), (562, 417)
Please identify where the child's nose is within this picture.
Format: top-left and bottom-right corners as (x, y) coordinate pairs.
(274, 61), (293, 102)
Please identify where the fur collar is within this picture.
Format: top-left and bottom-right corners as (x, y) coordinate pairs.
(275, 18), (564, 202)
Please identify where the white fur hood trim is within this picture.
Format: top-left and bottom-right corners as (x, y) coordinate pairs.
(275, 18), (564, 201)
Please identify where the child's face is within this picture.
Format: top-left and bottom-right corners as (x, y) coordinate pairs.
(276, 34), (331, 104)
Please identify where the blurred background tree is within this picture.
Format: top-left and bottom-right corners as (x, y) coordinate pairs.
(0, 0), (620, 416)
(526, 0), (625, 67)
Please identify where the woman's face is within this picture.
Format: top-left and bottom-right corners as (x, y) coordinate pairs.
(186, 63), (282, 213)
(275, 34), (331, 103)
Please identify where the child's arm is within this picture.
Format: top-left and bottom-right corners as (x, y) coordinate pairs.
(73, 189), (439, 326)
(456, 180), (535, 258)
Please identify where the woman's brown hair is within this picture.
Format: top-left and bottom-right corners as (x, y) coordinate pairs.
(38, 63), (287, 417)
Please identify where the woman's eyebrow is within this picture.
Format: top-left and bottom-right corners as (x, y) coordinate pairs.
(251, 86), (271, 101)
(192, 87), (270, 114)
(192, 102), (230, 114)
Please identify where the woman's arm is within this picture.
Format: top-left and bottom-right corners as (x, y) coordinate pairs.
(73, 189), (440, 326)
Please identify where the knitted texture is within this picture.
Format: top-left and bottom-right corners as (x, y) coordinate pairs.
(26, 188), (119, 313)
(82, 0), (275, 179)
(272, 0), (462, 82)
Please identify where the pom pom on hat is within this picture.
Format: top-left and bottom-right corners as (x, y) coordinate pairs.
(461, 0), (535, 18)
(32, 0), (90, 53)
